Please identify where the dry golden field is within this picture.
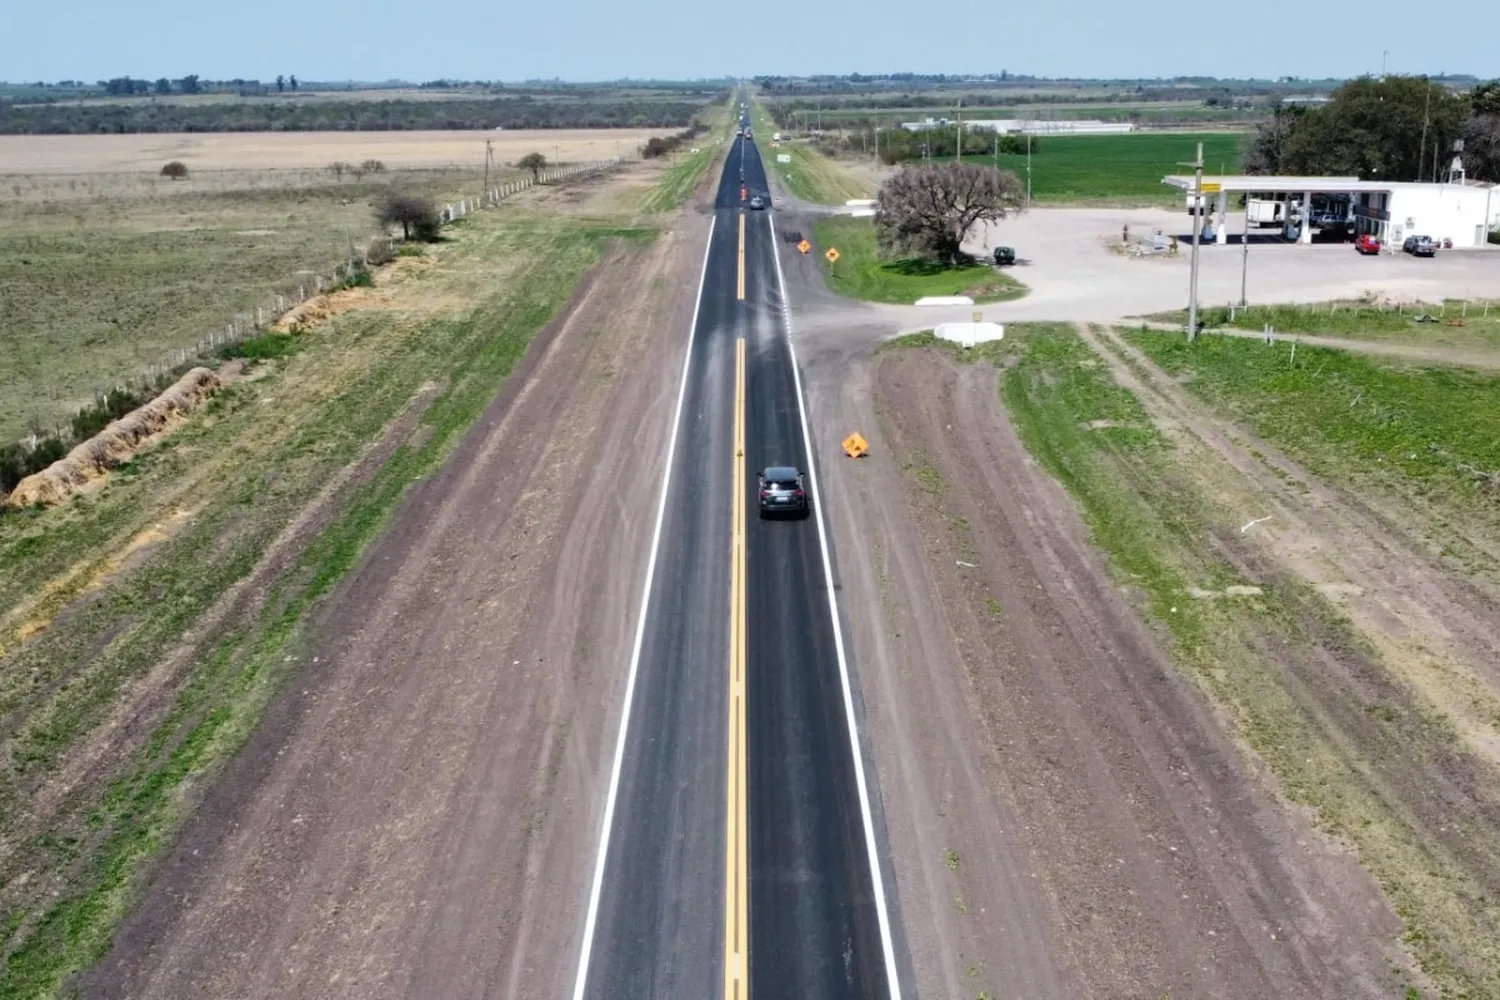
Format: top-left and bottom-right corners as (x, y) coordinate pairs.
(0, 128), (673, 175)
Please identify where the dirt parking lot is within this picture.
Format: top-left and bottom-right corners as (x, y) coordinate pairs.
(876, 207), (1500, 327)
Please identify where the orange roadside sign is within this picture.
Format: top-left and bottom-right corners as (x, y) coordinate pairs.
(825, 247), (841, 263)
(797, 239), (811, 254)
(842, 432), (868, 458)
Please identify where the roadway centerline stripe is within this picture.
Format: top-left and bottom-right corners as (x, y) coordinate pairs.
(737, 213), (747, 301)
(569, 213), (717, 1000)
(765, 210), (904, 998)
(723, 335), (749, 1000)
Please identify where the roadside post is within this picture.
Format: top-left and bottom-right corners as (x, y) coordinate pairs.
(825, 246), (840, 278)
(1180, 142), (1205, 342)
(1240, 194), (1250, 308)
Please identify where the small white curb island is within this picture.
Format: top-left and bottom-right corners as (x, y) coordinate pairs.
(935, 322), (1006, 347)
(914, 295), (975, 306)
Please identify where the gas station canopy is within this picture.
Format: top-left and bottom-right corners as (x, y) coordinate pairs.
(1162, 174), (1367, 193)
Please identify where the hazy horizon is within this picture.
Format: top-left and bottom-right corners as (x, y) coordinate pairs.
(5, 0), (1492, 86)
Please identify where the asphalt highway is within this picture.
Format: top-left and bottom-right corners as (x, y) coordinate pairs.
(574, 121), (897, 999)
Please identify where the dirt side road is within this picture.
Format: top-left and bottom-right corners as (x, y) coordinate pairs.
(84, 215), (708, 1000)
(802, 345), (1405, 1000)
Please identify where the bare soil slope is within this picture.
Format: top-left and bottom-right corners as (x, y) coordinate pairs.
(84, 215), (707, 1000)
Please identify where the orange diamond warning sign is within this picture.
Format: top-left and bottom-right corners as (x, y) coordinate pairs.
(825, 247), (841, 263)
(842, 432), (868, 458)
(797, 239), (811, 254)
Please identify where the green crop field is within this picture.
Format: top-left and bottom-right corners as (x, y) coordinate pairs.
(958, 131), (1247, 204)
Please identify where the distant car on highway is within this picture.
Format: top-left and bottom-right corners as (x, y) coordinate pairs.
(1403, 234), (1436, 256)
(749, 195), (765, 210)
(758, 466), (808, 518)
(1354, 233), (1381, 255)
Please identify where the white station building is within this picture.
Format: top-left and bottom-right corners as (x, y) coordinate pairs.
(1161, 172), (1500, 248)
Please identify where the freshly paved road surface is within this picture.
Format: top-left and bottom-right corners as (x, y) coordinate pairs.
(576, 125), (896, 999)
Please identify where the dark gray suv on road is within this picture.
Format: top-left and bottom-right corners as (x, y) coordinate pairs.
(758, 466), (808, 518)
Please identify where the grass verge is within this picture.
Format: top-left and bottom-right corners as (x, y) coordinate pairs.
(813, 216), (1026, 305)
(1147, 299), (1500, 352)
(748, 98), (875, 205)
(1126, 328), (1500, 586)
(641, 144), (720, 213)
(893, 322), (1500, 998)
(0, 210), (632, 999)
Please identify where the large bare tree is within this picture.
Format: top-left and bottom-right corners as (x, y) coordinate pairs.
(875, 162), (1025, 264)
(377, 193), (440, 241)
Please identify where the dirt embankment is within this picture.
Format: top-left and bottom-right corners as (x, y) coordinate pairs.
(808, 346), (1405, 1000)
(83, 214), (709, 998)
(6, 368), (222, 509)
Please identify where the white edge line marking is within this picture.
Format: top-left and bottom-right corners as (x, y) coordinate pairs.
(570, 211), (718, 1000)
(766, 209), (903, 998)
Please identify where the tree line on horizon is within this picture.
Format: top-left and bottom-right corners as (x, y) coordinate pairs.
(0, 95), (720, 135)
(1246, 76), (1500, 183)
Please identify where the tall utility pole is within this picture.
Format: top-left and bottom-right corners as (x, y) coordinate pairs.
(1026, 132), (1033, 205)
(483, 139), (494, 194)
(1239, 197), (1250, 307)
(1182, 141), (1205, 342)
(1419, 78), (1432, 182)
(955, 98), (963, 163)
(1381, 50), (1388, 77)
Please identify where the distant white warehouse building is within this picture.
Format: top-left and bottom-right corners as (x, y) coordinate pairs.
(1161, 173), (1500, 248)
(901, 117), (1134, 135)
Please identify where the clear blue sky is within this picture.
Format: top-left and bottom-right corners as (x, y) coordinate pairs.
(5, 0), (1490, 83)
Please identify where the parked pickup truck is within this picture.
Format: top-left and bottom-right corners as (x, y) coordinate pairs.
(1402, 234), (1436, 257)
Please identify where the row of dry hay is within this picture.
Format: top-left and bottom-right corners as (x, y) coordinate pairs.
(6, 369), (223, 508)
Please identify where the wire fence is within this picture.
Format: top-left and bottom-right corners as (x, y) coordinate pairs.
(19, 156), (624, 454)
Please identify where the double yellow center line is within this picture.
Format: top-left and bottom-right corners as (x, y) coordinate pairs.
(723, 336), (749, 1000)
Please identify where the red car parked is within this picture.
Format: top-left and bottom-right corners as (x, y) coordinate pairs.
(1355, 233), (1382, 255)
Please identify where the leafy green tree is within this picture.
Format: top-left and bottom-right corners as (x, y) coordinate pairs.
(1243, 101), (1305, 174)
(875, 162), (1024, 264)
(177, 74), (200, 95)
(289, 74), (298, 91)
(276, 75), (285, 93)
(518, 151), (548, 179)
(1462, 81), (1500, 182)
(154, 78), (171, 95)
(1248, 76), (1466, 181)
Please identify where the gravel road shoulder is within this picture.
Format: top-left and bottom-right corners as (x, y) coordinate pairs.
(800, 342), (1406, 1000)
